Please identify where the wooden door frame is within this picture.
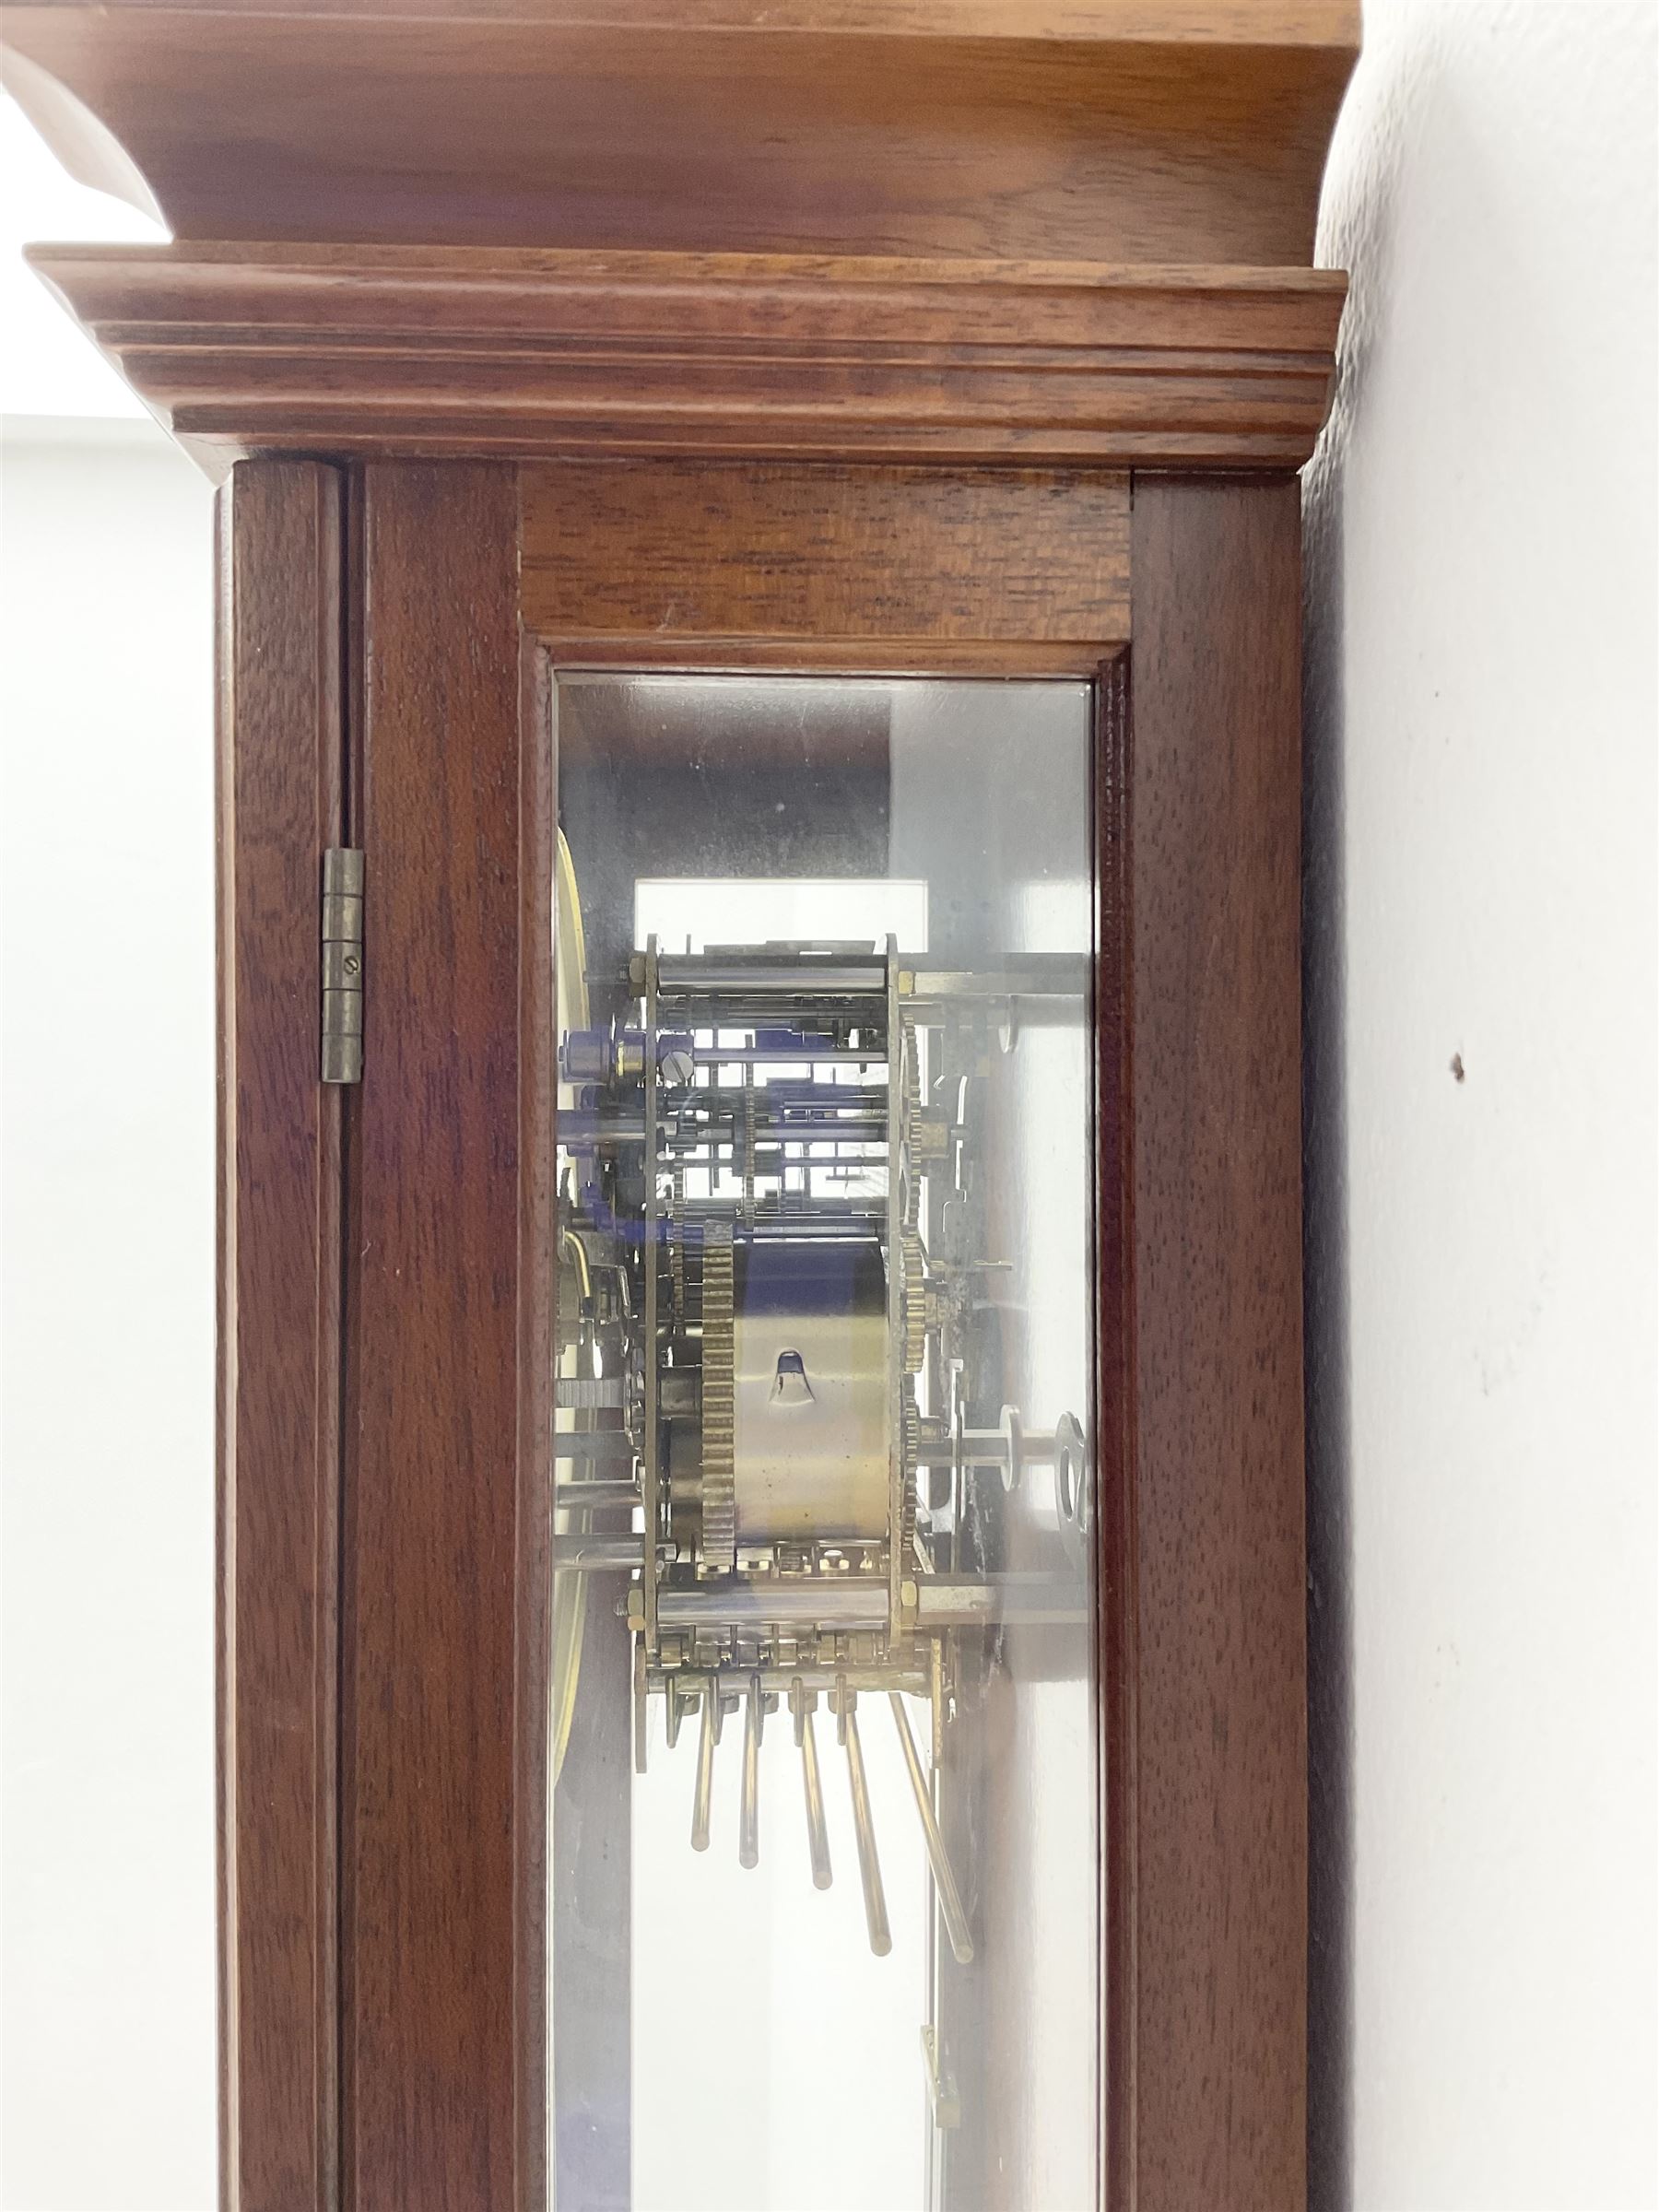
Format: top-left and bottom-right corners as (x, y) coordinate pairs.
(218, 454), (1305, 2212)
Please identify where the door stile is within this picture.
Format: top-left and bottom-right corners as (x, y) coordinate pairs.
(1124, 476), (1308, 2212)
(1094, 650), (1138, 2212)
(341, 462), (540, 2212)
(515, 629), (556, 2212)
(218, 458), (348, 2212)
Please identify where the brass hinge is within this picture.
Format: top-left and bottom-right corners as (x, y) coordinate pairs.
(321, 847), (364, 1084)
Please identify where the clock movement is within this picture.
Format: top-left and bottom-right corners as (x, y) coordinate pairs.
(1, 4), (1360, 2205)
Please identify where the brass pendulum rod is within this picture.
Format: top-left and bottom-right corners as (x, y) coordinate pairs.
(838, 1678), (891, 1957)
(792, 1677), (832, 1891)
(691, 1681), (716, 1853)
(740, 1675), (762, 1870)
(888, 1690), (973, 1965)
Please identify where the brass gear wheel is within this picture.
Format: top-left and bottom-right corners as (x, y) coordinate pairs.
(900, 1229), (927, 1376)
(899, 1028), (923, 1230)
(699, 1221), (736, 1574)
(900, 1391), (920, 1562)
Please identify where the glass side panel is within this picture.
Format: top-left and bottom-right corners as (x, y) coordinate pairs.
(550, 674), (1098, 2211)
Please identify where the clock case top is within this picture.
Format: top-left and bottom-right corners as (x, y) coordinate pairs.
(4, 0), (1358, 477)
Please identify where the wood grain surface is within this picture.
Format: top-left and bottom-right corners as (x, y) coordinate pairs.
(3, 1), (1359, 34)
(1093, 651), (1138, 2212)
(1126, 476), (1308, 2211)
(514, 631), (556, 2212)
(216, 459), (344, 2212)
(26, 245), (1347, 477)
(522, 460), (1131, 665)
(343, 463), (537, 2210)
(3, 6), (1358, 265)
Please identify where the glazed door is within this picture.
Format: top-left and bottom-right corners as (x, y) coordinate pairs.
(219, 455), (1304, 2212)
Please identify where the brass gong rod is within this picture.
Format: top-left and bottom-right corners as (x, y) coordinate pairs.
(888, 1690), (973, 1966)
(841, 1687), (891, 1958)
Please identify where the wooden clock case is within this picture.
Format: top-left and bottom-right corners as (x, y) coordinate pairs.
(2, 6), (1359, 2206)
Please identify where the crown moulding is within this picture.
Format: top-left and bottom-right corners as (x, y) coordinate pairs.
(4, 1), (1358, 467)
(27, 245), (1348, 477)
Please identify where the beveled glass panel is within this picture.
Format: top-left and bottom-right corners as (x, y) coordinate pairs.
(550, 674), (1097, 2210)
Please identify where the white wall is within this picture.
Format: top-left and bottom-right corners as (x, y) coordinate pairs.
(1305, 6), (1658, 2207)
(1, 418), (218, 2210)
(0, 97), (159, 419)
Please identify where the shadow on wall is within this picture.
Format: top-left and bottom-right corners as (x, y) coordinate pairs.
(1301, 193), (1358, 2212)
(1302, 393), (1353, 2212)
(1301, 23), (1421, 2212)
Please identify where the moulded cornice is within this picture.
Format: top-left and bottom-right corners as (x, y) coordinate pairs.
(26, 244), (1349, 477)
